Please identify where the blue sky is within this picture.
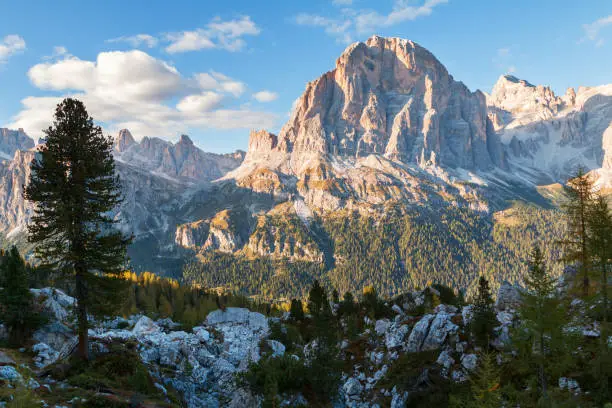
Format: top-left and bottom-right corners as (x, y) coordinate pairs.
(1, 0), (611, 153)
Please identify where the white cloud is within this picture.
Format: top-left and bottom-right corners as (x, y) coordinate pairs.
(296, 13), (353, 44)
(296, 0), (447, 43)
(196, 71), (246, 97)
(177, 92), (224, 112)
(582, 15), (612, 46)
(43, 46), (72, 61)
(107, 34), (158, 48)
(253, 90), (278, 102)
(165, 16), (260, 53)
(8, 49), (276, 141)
(0, 35), (26, 64)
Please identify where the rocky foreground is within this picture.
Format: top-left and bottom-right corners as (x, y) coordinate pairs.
(0, 283), (603, 407)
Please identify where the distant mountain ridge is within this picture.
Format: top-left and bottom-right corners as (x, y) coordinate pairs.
(0, 36), (610, 294)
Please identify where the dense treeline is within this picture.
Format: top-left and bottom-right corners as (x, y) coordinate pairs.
(183, 201), (566, 300)
(119, 271), (272, 329)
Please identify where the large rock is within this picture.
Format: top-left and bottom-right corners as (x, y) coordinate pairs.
(33, 322), (76, 352)
(421, 312), (458, 351)
(495, 281), (521, 310)
(206, 308), (268, 332)
(30, 287), (76, 322)
(343, 377), (363, 398)
(0, 351), (15, 366)
(406, 314), (435, 352)
(0, 365), (22, 382)
(385, 324), (410, 350)
(132, 315), (161, 336)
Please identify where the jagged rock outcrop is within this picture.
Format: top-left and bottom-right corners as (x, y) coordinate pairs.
(114, 128), (136, 153)
(175, 220), (210, 249)
(0, 128), (34, 159)
(276, 36), (506, 170)
(487, 76), (612, 181)
(114, 131), (243, 183)
(201, 209), (251, 253)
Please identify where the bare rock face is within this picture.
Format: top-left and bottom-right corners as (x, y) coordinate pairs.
(175, 220), (210, 249)
(274, 36), (505, 171)
(488, 75), (563, 123)
(0, 128), (34, 159)
(487, 76), (612, 180)
(114, 131), (243, 183)
(114, 129), (136, 153)
(201, 209), (251, 254)
(0, 150), (36, 236)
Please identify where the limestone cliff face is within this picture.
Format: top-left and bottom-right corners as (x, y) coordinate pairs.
(227, 36), (505, 213)
(0, 150), (36, 236)
(487, 75), (612, 179)
(175, 220), (210, 249)
(272, 36), (506, 171)
(0, 128), (34, 159)
(114, 131), (243, 183)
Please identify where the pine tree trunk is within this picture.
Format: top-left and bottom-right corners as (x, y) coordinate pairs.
(580, 199), (589, 298)
(75, 264), (89, 360)
(600, 260), (608, 398)
(539, 312), (548, 403)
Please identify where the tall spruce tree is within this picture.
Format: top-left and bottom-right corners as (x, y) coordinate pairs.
(24, 98), (131, 360)
(0, 246), (41, 346)
(516, 245), (574, 406)
(308, 279), (327, 317)
(561, 167), (593, 297)
(471, 276), (497, 349)
(586, 193), (612, 402)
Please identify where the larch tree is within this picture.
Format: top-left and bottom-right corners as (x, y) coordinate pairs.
(561, 167), (593, 297)
(586, 193), (612, 402)
(24, 98), (131, 360)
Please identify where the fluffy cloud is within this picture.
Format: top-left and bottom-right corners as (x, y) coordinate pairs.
(196, 71), (246, 97)
(8, 49), (276, 141)
(582, 15), (612, 47)
(295, 14), (352, 44)
(0, 35), (26, 63)
(253, 90), (279, 102)
(107, 34), (158, 48)
(296, 0), (447, 44)
(177, 92), (224, 112)
(165, 16), (260, 53)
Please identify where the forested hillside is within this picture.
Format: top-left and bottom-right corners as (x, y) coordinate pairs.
(183, 201), (566, 300)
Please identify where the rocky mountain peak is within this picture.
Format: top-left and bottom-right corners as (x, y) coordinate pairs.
(488, 74), (562, 118)
(244, 36), (504, 173)
(178, 134), (194, 146)
(114, 129), (136, 153)
(0, 128), (35, 159)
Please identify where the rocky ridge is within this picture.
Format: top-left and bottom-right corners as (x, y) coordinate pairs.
(1, 279), (602, 407)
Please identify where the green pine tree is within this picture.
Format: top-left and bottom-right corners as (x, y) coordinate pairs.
(262, 372), (280, 408)
(289, 299), (305, 321)
(308, 279), (326, 317)
(561, 167), (593, 297)
(0, 247), (42, 346)
(470, 276), (497, 349)
(451, 352), (502, 408)
(516, 245), (575, 407)
(23, 98), (132, 360)
(586, 193), (612, 403)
